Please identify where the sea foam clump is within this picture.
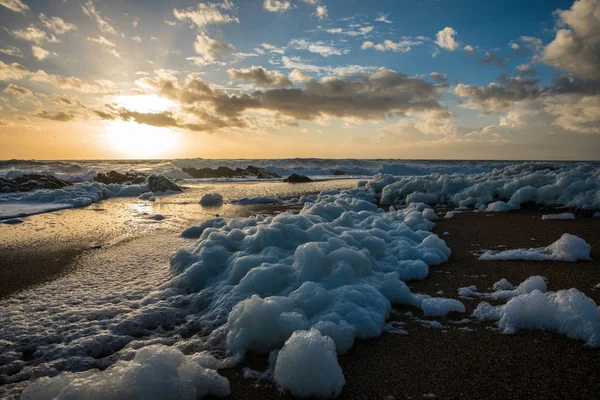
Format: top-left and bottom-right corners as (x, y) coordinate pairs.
(108, 189), (456, 396)
(369, 162), (600, 210)
(473, 286), (600, 347)
(478, 234), (591, 262)
(200, 193), (223, 206)
(21, 345), (230, 400)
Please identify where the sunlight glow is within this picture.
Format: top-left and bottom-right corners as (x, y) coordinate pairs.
(105, 120), (178, 158)
(113, 95), (177, 113)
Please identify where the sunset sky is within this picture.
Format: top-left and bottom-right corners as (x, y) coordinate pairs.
(0, 0), (598, 160)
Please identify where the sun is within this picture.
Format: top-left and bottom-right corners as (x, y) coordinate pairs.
(105, 120), (178, 158)
(103, 95), (180, 158)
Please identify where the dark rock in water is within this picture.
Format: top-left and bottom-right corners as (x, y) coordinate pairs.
(284, 173), (313, 183)
(333, 170), (351, 176)
(146, 174), (182, 192)
(0, 174), (72, 193)
(182, 165), (280, 179)
(94, 171), (147, 185)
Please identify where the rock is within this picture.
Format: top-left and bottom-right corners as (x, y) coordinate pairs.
(333, 170), (350, 176)
(94, 171), (147, 185)
(0, 174), (72, 193)
(182, 165), (280, 179)
(283, 173), (313, 183)
(146, 174), (182, 192)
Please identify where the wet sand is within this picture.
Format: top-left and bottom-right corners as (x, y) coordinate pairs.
(216, 209), (600, 400)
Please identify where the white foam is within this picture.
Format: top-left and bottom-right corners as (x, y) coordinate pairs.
(21, 345), (231, 400)
(541, 213), (575, 220)
(200, 193), (223, 206)
(479, 234), (591, 262)
(273, 329), (345, 398)
(473, 288), (600, 347)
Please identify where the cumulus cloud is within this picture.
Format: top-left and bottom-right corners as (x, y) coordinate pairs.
(188, 32), (234, 65)
(454, 76), (543, 111)
(264, 0), (291, 13)
(0, 0), (29, 13)
(227, 66), (292, 87)
(0, 61), (30, 80)
(544, 94), (600, 133)
(136, 67), (447, 126)
(463, 45), (474, 52)
(362, 38), (424, 53)
(31, 45), (56, 60)
(173, 1), (239, 28)
(542, 0), (600, 79)
(11, 25), (58, 44)
(3, 83), (34, 99)
(316, 5), (328, 19)
(39, 14), (77, 35)
(517, 63), (536, 76)
(435, 27), (459, 51)
(480, 52), (505, 68)
(81, 0), (117, 35)
(429, 72), (447, 82)
(289, 69), (313, 82)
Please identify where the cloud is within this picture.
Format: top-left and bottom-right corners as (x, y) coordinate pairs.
(11, 25), (59, 44)
(0, 61), (30, 80)
(188, 32), (234, 65)
(429, 72), (447, 82)
(544, 94), (600, 133)
(3, 83), (34, 99)
(542, 0), (600, 79)
(0, 46), (24, 58)
(316, 5), (328, 19)
(132, 36), (142, 43)
(259, 43), (286, 54)
(30, 70), (116, 93)
(31, 45), (56, 60)
(87, 35), (116, 48)
(39, 14), (77, 35)
(227, 66), (292, 87)
(480, 52), (505, 68)
(290, 39), (347, 56)
(517, 63), (536, 76)
(463, 45), (474, 52)
(173, 1), (239, 29)
(375, 13), (392, 24)
(0, 0), (29, 13)
(139, 67), (447, 125)
(289, 69), (313, 82)
(454, 76), (543, 111)
(361, 38), (424, 53)
(325, 26), (374, 36)
(37, 110), (77, 122)
(81, 0), (117, 35)
(435, 27), (459, 51)
(264, 0), (291, 13)
(279, 55), (377, 76)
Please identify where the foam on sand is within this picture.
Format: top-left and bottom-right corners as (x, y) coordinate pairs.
(21, 345), (231, 400)
(200, 193), (223, 206)
(541, 213), (575, 220)
(478, 234), (591, 262)
(473, 285), (600, 347)
(274, 329), (345, 398)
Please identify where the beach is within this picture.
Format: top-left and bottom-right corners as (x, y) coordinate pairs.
(217, 209), (600, 400)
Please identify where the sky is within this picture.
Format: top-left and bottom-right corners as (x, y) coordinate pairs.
(0, 0), (599, 160)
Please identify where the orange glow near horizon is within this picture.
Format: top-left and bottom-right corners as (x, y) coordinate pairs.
(105, 120), (179, 158)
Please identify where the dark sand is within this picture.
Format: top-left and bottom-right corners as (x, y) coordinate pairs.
(214, 210), (600, 400)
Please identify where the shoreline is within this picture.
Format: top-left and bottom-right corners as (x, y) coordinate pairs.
(216, 209), (600, 399)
